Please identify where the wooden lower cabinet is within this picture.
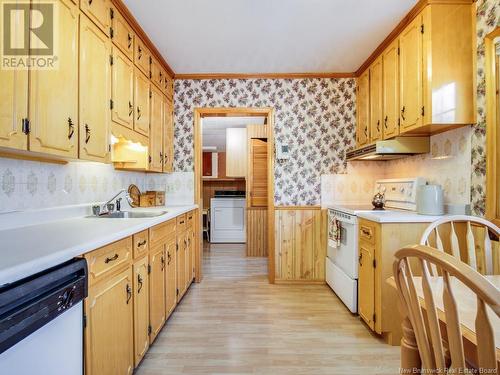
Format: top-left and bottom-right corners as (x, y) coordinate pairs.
(357, 218), (432, 345)
(176, 232), (186, 300)
(133, 256), (149, 366)
(85, 267), (134, 375)
(149, 243), (166, 343)
(165, 237), (177, 317)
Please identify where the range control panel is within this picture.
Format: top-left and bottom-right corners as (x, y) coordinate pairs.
(375, 177), (426, 211)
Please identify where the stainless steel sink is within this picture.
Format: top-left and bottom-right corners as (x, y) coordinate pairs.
(89, 210), (168, 219)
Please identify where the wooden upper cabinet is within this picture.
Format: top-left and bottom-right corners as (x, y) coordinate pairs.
(226, 128), (247, 177)
(369, 57), (383, 142)
(80, 0), (111, 36)
(110, 7), (134, 61)
(356, 71), (370, 147)
(249, 138), (268, 207)
(133, 256), (149, 367)
(149, 86), (164, 172)
(163, 97), (174, 173)
(164, 74), (174, 99)
(111, 47), (134, 129)
(382, 39), (399, 139)
(0, 68), (27, 151)
(399, 14), (423, 132)
(29, 0), (78, 158)
(84, 267), (134, 375)
(79, 16), (111, 163)
(134, 37), (151, 77)
(134, 69), (150, 136)
(150, 56), (164, 90)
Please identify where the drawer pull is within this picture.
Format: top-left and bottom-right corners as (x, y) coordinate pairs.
(361, 228), (371, 237)
(137, 274), (143, 294)
(104, 253), (119, 263)
(179, 220), (185, 224)
(126, 284), (132, 304)
(137, 240), (147, 247)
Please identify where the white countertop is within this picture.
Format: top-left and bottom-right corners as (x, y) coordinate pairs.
(357, 210), (445, 223)
(0, 204), (197, 287)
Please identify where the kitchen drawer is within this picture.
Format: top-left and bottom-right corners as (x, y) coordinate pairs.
(176, 214), (186, 233)
(186, 210), (194, 228)
(85, 237), (133, 285)
(149, 219), (176, 247)
(133, 230), (149, 259)
(359, 220), (377, 245)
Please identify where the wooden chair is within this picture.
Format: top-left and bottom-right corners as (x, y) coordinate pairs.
(420, 215), (500, 275)
(393, 244), (500, 373)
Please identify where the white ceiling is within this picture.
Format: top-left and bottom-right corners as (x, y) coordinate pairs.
(123, 0), (417, 74)
(202, 117), (266, 151)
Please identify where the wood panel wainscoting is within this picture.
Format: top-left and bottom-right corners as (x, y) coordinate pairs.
(247, 208), (268, 257)
(274, 207), (326, 284)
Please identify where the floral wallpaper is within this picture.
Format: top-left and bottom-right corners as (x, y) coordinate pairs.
(173, 78), (357, 205)
(472, 0), (500, 216)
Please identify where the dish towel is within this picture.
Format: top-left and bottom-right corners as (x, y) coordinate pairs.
(331, 218), (341, 248)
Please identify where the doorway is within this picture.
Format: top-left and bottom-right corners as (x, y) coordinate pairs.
(193, 108), (275, 283)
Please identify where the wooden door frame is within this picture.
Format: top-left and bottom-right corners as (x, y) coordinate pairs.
(193, 107), (276, 283)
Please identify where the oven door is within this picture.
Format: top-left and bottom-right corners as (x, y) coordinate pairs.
(327, 212), (358, 280)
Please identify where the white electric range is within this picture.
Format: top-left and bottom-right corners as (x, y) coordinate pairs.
(325, 177), (427, 313)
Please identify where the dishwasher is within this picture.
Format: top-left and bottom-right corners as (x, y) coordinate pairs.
(0, 258), (87, 375)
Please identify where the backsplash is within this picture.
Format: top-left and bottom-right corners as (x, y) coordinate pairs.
(322, 127), (472, 207)
(0, 157), (194, 213)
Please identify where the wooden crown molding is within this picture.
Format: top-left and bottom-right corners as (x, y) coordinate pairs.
(111, 0), (175, 78)
(174, 72), (356, 80)
(354, 0), (474, 76)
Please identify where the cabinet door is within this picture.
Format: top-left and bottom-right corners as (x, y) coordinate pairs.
(163, 97), (174, 173)
(80, 0), (111, 36)
(150, 56), (164, 90)
(85, 267), (134, 375)
(111, 7), (134, 60)
(133, 256), (149, 367)
(149, 244), (165, 343)
(0, 68), (27, 150)
(382, 40), (400, 139)
(176, 235), (186, 301)
(134, 69), (150, 136)
(356, 70), (370, 147)
(134, 37), (151, 77)
(149, 85), (164, 172)
(165, 237), (177, 318)
(369, 58), (383, 142)
(185, 230), (193, 288)
(164, 74), (174, 99)
(29, 0), (78, 158)
(358, 243), (375, 330)
(112, 47), (134, 129)
(249, 138), (268, 207)
(226, 128), (247, 177)
(399, 15), (423, 132)
(79, 16), (110, 162)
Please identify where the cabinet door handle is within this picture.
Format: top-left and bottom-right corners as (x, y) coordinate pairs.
(137, 239), (147, 247)
(384, 116), (388, 129)
(104, 253), (118, 263)
(167, 251), (171, 265)
(137, 107), (141, 120)
(68, 117), (74, 139)
(85, 124), (91, 144)
(376, 120), (380, 133)
(88, 0), (92, 5)
(126, 284), (132, 304)
(127, 33), (132, 49)
(137, 46), (142, 59)
(137, 274), (143, 294)
(160, 255), (165, 271)
(128, 101), (133, 116)
(358, 253), (363, 266)
(401, 106), (406, 121)
(364, 126), (368, 137)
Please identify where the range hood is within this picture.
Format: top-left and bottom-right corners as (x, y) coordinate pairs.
(346, 137), (430, 161)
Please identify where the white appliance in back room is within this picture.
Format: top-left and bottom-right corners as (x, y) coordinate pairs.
(210, 190), (246, 243)
(325, 177), (426, 313)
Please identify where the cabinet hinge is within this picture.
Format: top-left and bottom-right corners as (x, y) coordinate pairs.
(176, 243), (179, 251)
(110, 27), (114, 39)
(148, 155), (152, 164)
(108, 144), (111, 152)
(373, 313), (376, 323)
(109, 99), (114, 110)
(148, 325), (152, 336)
(21, 118), (30, 135)
(397, 47), (400, 56)
(109, 54), (113, 65)
(398, 118), (400, 126)
(176, 288), (179, 296)
(421, 106), (425, 116)
(110, 8), (114, 19)
(149, 89), (152, 99)
(83, 314), (87, 328)
(149, 56), (152, 65)
(421, 24), (424, 34)
(373, 259), (377, 268)
(148, 264), (151, 274)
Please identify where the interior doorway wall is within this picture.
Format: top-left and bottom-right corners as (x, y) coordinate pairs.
(193, 107), (276, 283)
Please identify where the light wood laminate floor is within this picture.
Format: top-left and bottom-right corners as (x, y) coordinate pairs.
(136, 243), (400, 375)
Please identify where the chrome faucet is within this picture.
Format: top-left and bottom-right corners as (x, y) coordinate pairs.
(92, 189), (134, 216)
